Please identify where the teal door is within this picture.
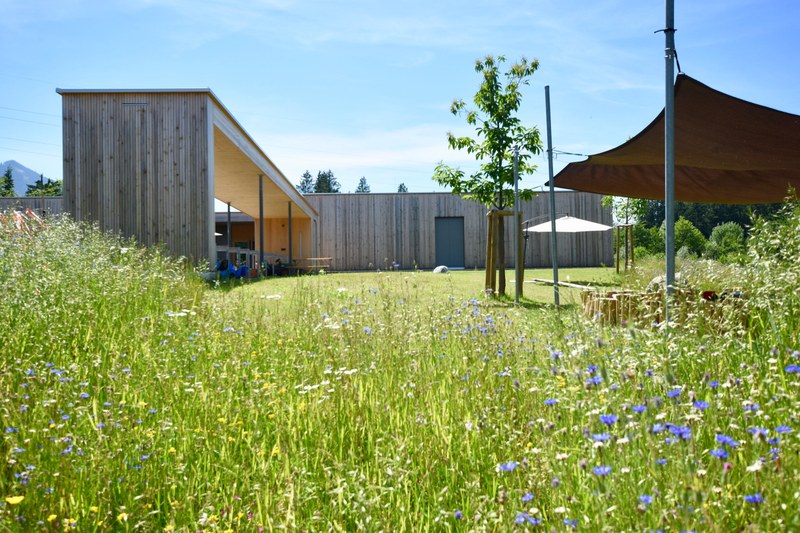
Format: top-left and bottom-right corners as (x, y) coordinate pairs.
(435, 217), (465, 268)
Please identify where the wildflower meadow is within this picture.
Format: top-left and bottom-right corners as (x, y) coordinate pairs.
(2, 202), (800, 531)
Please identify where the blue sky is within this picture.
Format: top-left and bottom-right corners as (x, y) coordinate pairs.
(1, 0), (798, 198)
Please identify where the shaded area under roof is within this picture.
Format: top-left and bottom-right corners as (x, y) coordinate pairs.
(553, 74), (800, 204)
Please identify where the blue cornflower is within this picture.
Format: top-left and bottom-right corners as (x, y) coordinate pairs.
(716, 434), (739, 447)
(744, 493), (764, 504)
(61, 414), (70, 420)
(363, 326), (372, 335)
(515, 512), (540, 525)
(586, 375), (603, 386)
(563, 518), (578, 528)
(544, 398), (558, 405)
(784, 364), (800, 373)
(5, 427), (18, 433)
(499, 461), (519, 472)
(775, 425), (793, 434)
(656, 458), (668, 465)
(25, 369), (35, 376)
(708, 380), (720, 388)
(749, 427), (769, 439)
(454, 510), (463, 520)
(521, 492), (534, 502)
(80, 392), (90, 399)
(667, 388), (681, 398)
(593, 465), (612, 476)
(639, 494), (653, 506)
(591, 433), (611, 442)
(652, 423), (666, 433)
(632, 404), (647, 413)
(587, 365), (598, 374)
(744, 403), (760, 412)
(600, 414), (618, 426)
(669, 425), (692, 440)
(693, 400), (709, 410)
(710, 448), (729, 459)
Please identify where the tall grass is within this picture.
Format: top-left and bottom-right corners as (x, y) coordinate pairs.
(2, 208), (800, 531)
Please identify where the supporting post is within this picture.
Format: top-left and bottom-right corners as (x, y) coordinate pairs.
(513, 146), (521, 304)
(485, 212), (494, 292)
(227, 201), (233, 265)
(258, 175), (264, 276)
(288, 201), (293, 268)
(516, 211), (524, 299)
(545, 85), (560, 309)
(664, 0), (676, 322)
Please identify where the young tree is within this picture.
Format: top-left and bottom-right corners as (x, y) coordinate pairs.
(26, 174), (62, 196)
(433, 55), (543, 294)
(355, 177), (370, 193)
(0, 165), (14, 197)
(297, 170), (315, 193)
(397, 183), (408, 193)
(314, 170), (341, 193)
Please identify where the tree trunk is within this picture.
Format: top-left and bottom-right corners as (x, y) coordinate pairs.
(497, 215), (506, 295)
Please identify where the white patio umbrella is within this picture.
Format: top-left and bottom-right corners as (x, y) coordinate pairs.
(525, 215), (612, 233)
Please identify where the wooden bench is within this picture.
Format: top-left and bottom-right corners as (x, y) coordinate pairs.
(294, 257), (333, 273)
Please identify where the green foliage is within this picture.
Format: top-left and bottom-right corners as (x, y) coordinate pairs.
(641, 199), (782, 236)
(632, 223), (664, 257)
(662, 216), (706, 257)
(0, 165), (14, 197)
(704, 221), (745, 262)
(355, 176), (370, 193)
(6, 213), (800, 531)
(296, 170), (315, 193)
(743, 199), (800, 341)
(433, 55), (543, 209)
(314, 169), (341, 193)
(25, 174), (62, 196)
(602, 196), (648, 224)
(397, 182), (408, 193)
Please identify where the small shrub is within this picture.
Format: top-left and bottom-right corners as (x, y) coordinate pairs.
(705, 221), (745, 262)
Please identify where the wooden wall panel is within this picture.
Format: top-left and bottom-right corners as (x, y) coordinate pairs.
(60, 92), (211, 264)
(305, 192), (613, 270)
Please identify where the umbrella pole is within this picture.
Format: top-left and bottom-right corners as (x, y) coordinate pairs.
(664, 0), (676, 320)
(545, 86), (560, 309)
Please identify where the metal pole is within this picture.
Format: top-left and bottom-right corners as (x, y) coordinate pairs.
(258, 175), (264, 275)
(664, 0), (676, 320)
(545, 86), (560, 309)
(513, 146), (521, 304)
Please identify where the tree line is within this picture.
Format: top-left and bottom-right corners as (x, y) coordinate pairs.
(295, 170), (408, 194)
(0, 166), (63, 197)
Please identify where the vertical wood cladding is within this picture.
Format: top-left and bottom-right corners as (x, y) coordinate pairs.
(61, 92), (210, 262)
(305, 192), (613, 270)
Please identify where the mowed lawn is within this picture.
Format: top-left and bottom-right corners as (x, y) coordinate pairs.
(3, 212), (800, 531)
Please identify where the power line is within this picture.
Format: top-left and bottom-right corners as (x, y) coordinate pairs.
(0, 146), (60, 158)
(0, 136), (60, 147)
(0, 106), (60, 118)
(0, 115), (60, 127)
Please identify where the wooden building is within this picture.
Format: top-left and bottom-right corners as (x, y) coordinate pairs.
(218, 192), (612, 271)
(307, 192), (612, 270)
(56, 88), (317, 268)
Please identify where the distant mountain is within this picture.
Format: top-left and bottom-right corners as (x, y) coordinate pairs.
(0, 160), (55, 196)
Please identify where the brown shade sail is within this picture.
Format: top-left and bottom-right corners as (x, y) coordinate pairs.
(553, 74), (800, 204)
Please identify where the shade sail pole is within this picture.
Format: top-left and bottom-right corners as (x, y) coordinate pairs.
(664, 0), (676, 318)
(545, 85), (560, 309)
